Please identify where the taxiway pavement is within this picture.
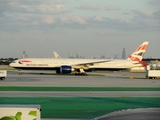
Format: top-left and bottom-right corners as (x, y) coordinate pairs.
(0, 72), (160, 87)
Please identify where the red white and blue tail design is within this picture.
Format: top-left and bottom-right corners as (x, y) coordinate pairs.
(127, 41), (149, 62)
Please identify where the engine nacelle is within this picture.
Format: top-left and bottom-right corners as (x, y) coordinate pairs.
(60, 65), (73, 74)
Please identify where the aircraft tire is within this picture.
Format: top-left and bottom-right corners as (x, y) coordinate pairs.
(0, 77), (5, 80)
(19, 72), (22, 75)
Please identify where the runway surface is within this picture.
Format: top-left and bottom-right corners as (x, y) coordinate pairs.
(0, 71), (160, 87)
(0, 71), (160, 120)
(0, 91), (160, 97)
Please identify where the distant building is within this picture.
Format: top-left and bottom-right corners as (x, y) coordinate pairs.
(22, 51), (28, 58)
(23, 51), (25, 55)
(101, 55), (106, 59)
(76, 51), (80, 58)
(69, 51), (74, 58)
(114, 54), (119, 59)
(122, 47), (126, 59)
(92, 56), (97, 59)
(69, 51), (72, 58)
(114, 55), (117, 59)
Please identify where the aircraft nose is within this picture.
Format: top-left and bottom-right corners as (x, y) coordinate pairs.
(9, 63), (12, 67)
(9, 62), (15, 67)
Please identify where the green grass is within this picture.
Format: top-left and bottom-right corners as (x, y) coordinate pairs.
(0, 67), (15, 70)
(0, 97), (160, 119)
(0, 86), (160, 91)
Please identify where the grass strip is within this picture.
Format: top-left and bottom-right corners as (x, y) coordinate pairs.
(0, 86), (160, 91)
(0, 97), (160, 119)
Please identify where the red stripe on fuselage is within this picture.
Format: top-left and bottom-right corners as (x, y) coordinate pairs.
(19, 60), (32, 62)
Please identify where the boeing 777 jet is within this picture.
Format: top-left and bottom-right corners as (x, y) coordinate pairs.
(9, 41), (149, 75)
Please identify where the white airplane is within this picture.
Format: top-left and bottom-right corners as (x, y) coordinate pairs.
(53, 51), (61, 59)
(9, 41), (149, 75)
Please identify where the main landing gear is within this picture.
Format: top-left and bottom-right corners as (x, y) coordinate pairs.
(18, 70), (24, 75)
(74, 69), (88, 76)
(75, 72), (88, 76)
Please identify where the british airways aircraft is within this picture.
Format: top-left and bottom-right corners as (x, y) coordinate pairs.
(9, 41), (149, 75)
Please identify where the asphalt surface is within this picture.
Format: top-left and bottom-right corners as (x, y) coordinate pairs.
(0, 91), (160, 97)
(0, 71), (160, 120)
(0, 71), (160, 87)
(93, 108), (160, 120)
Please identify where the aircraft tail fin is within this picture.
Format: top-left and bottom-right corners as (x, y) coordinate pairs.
(127, 41), (149, 61)
(54, 51), (61, 59)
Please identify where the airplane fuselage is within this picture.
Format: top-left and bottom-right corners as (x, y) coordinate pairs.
(9, 58), (145, 72)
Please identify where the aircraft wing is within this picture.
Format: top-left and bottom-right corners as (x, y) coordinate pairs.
(71, 59), (113, 70)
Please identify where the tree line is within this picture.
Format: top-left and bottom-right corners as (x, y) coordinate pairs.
(0, 58), (18, 65)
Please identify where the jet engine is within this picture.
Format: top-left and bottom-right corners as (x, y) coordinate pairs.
(56, 65), (87, 75)
(56, 65), (73, 74)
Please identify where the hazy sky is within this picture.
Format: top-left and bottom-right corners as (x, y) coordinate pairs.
(0, 0), (160, 58)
